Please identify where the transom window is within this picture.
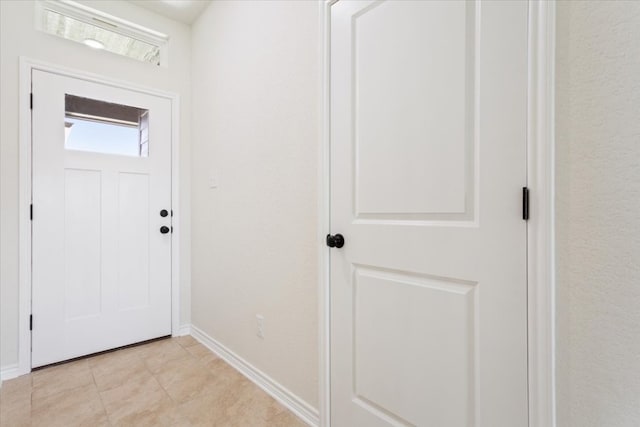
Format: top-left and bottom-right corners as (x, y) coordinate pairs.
(36, 0), (168, 66)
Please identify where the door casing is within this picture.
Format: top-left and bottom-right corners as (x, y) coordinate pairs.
(317, 1), (557, 426)
(17, 57), (183, 375)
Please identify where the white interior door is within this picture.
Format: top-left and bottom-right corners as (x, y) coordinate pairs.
(31, 70), (172, 368)
(330, 1), (528, 426)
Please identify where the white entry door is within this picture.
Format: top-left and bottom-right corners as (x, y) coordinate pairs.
(330, 1), (528, 426)
(31, 70), (173, 368)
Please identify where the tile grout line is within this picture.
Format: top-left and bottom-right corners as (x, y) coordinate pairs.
(90, 358), (114, 426)
(140, 351), (183, 423)
(5, 338), (305, 427)
(148, 338), (223, 422)
(145, 339), (202, 409)
(95, 342), (182, 425)
(157, 339), (238, 409)
(146, 355), (176, 406)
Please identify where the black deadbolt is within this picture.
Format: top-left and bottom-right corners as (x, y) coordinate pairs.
(160, 209), (169, 217)
(160, 226), (170, 234)
(326, 234), (345, 248)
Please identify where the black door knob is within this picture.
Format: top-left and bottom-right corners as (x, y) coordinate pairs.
(326, 234), (345, 248)
(160, 209), (169, 217)
(160, 226), (170, 234)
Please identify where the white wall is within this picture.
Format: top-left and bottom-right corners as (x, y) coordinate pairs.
(555, 1), (640, 426)
(190, 0), (319, 409)
(0, 0), (192, 372)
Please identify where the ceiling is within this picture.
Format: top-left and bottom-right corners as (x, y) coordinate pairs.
(130, 0), (212, 25)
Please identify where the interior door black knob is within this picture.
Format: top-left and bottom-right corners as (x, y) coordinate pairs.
(160, 226), (170, 234)
(326, 234), (345, 248)
(160, 209), (169, 217)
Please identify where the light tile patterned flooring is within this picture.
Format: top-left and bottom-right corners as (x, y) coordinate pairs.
(0, 336), (306, 426)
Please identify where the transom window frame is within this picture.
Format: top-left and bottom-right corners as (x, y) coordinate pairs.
(35, 0), (170, 67)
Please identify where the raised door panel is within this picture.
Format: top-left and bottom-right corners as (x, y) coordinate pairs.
(117, 172), (150, 310)
(354, 1), (475, 221)
(64, 168), (103, 320)
(353, 266), (476, 426)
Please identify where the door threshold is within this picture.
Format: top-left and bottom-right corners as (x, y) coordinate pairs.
(31, 335), (171, 371)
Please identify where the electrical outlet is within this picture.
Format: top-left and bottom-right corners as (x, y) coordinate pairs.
(256, 314), (265, 339)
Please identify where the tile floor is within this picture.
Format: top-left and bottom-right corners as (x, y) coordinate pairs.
(0, 336), (307, 427)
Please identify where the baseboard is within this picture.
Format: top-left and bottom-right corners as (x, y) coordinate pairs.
(0, 364), (20, 383)
(175, 323), (192, 337)
(190, 325), (320, 427)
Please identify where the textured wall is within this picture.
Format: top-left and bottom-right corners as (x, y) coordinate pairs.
(555, 2), (640, 426)
(0, 0), (192, 372)
(190, 1), (319, 408)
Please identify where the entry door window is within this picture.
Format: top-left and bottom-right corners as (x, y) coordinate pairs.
(64, 94), (149, 157)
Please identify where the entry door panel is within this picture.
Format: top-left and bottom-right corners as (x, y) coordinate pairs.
(32, 70), (172, 367)
(330, 1), (528, 426)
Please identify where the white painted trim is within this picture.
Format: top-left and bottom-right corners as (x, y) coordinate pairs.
(170, 91), (182, 338)
(18, 56), (183, 376)
(527, 2), (557, 426)
(318, 1), (557, 426)
(190, 325), (320, 427)
(318, 1), (336, 427)
(39, 0), (169, 42)
(18, 58), (33, 378)
(176, 324), (192, 337)
(34, 0), (170, 67)
(0, 364), (21, 383)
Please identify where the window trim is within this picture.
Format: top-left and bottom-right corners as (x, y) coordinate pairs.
(35, 0), (169, 67)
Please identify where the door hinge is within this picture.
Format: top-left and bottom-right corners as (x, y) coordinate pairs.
(522, 187), (530, 221)
(30, 315), (33, 331)
(30, 204), (33, 221)
(30, 93), (33, 110)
